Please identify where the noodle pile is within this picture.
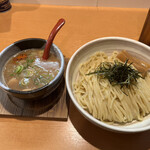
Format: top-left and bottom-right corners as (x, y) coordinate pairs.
(73, 51), (150, 123)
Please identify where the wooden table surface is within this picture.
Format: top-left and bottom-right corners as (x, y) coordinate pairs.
(0, 4), (150, 150)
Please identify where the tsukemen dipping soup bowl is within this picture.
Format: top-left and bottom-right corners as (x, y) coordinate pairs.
(0, 38), (64, 100)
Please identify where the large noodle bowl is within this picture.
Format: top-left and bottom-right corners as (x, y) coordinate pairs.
(73, 51), (150, 124)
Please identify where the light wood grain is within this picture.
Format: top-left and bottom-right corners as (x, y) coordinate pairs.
(0, 4), (149, 150)
(0, 77), (68, 120)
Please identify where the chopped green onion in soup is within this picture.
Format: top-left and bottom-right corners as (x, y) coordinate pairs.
(3, 49), (60, 91)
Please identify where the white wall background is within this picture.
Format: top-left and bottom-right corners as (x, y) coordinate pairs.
(10, 0), (150, 8)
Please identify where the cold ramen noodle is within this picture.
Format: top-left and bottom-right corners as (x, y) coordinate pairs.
(3, 49), (60, 91)
(73, 51), (150, 124)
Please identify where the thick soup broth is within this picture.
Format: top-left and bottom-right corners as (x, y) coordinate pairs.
(3, 49), (60, 91)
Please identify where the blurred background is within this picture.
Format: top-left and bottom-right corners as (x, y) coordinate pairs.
(10, 0), (150, 8)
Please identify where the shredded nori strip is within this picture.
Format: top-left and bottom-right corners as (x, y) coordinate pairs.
(86, 59), (143, 89)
